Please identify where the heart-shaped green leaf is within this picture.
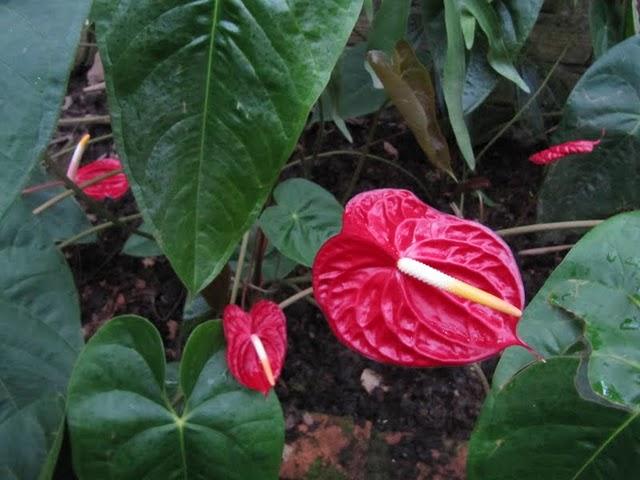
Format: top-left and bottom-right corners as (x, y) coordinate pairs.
(0, 199), (83, 480)
(494, 211), (640, 389)
(0, 0), (92, 219)
(259, 178), (342, 267)
(549, 279), (640, 410)
(538, 35), (640, 222)
(469, 357), (640, 479)
(67, 317), (284, 480)
(92, 0), (363, 293)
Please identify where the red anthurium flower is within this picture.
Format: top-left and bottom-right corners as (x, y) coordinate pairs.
(529, 138), (601, 165)
(74, 158), (129, 200)
(312, 189), (527, 367)
(223, 301), (287, 396)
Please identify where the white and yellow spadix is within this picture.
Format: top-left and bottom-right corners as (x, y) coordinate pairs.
(397, 257), (522, 318)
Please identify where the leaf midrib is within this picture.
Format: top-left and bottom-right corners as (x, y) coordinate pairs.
(570, 408), (640, 479)
(193, 0), (224, 288)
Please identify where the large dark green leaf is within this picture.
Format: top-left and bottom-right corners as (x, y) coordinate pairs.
(538, 35), (640, 223)
(368, 41), (454, 177)
(494, 211), (640, 388)
(259, 178), (342, 267)
(469, 357), (640, 480)
(0, 199), (83, 480)
(0, 0), (92, 220)
(549, 279), (640, 410)
(67, 317), (284, 480)
(92, 0), (363, 293)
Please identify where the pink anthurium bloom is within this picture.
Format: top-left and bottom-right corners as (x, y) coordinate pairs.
(223, 301), (287, 396)
(74, 158), (129, 200)
(312, 189), (529, 367)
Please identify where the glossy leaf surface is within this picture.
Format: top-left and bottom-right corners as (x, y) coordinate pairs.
(469, 357), (640, 480)
(68, 316), (284, 480)
(0, 199), (83, 480)
(0, 0), (92, 219)
(122, 222), (163, 258)
(75, 158), (129, 200)
(259, 179), (343, 267)
(313, 189), (525, 366)
(93, 0), (363, 293)
(368, 41), (454, 177)
(538, 35), (640, 222)
(223, 301), (287, 395)
(443, 0), (475, 169)
(422, 0), (542, 114)
(494, 211), (640, 388)
(550, 279), (640, 410)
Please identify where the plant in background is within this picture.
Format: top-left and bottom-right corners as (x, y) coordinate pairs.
(2, 0), (640, 479)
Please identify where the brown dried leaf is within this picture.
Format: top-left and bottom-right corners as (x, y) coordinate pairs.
(368, 41), (455, 179)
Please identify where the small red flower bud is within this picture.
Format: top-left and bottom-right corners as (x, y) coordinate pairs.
(75, 158), (129, 200)
(529, 138), (602, 165)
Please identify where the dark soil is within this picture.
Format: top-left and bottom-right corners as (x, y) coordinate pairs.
(52, 55), (570, 479)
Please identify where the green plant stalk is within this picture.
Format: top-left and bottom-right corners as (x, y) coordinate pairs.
(50, 133), (114, 159)
(496, 220), (603, 237)
(31, 169), (124, 214)
(476, 43), (571, 162)
(230, 231), (250, 305)
(284, 149), (432, 200)
(342, 102), (387, 203)
(278, 286), (314, 310)
(58, 213), (142, 248)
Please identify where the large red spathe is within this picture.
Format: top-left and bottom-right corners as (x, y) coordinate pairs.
(312, 189), (526, 367)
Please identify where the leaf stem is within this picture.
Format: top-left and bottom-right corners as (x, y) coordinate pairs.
(279, 287), (314, 310)
(470, 363), (490, 396)
(31, 169), (124, 215)
(518, 244), (575, 256)
(342, 102), (387, 203)
(58, 213), (142, 248)
(476, 43), (571, 162)
(285, 150), (431, 200)
(58, 115), (111, 126)
(50, 134), (114, 159)
(230, 231), (250, 305)
(496, 220), (603, 237)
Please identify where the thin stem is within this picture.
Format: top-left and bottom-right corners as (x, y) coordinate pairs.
(58, 115), (111, 126)
(58, 213), (142, 248)
(230, 232), (250, 305)
(518, 244), (574, 256)
(342, 103), (386, 203)
(470, 363), (490, 396)
(496, 220), (603, 237)
(284, 150), (431, 200)
(50, 134), (113, 159)
(307, 101), (325, 178)
(279, 287), (314, 310)
(476, 43), (571, 162)
(32, 169), (124, 215)
(22, 180), (64, 195)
